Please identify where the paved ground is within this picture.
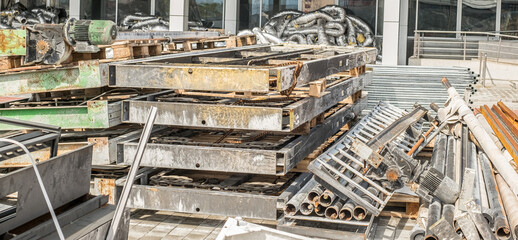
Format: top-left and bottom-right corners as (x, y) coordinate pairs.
(128, 209), (416, 240)
(469, 85), (518, 110)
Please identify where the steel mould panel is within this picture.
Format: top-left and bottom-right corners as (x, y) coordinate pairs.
(118, 97), (367, 175)
(109, 45), (376, 93)
(122, 72), (371, 131)
(126, 185), (279, 220)
(0, 60), (108, 96)
(0, 144), (93, 233)
(0, 100), (121, 130)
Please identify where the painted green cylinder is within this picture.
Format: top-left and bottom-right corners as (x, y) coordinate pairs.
(69, 20), (117, 45)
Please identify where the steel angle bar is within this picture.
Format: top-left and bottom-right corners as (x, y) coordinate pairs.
(0, 145), (93, 234)
(122, 73), (371, 131)
(0, 100), (122, 130)
(110, 45), (375, 92)
(118, 95), (367, 175)
(115, 177), (281, 220)
(0, 60), (108, 96)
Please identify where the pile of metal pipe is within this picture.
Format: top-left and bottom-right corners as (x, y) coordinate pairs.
(238, 5), (373, 47)
(120, 14), (169, 31)
(415, 130), (512, 240)
(0, 3), (67, 29)
(364, 65), (477, 114)
(283, 102), (417, 222)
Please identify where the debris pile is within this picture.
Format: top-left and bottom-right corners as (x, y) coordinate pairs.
(238, 5), (373, 47)
(119, 14), (169, 31)
(0, 3), (67, 29)
(281, 76), (518, 239)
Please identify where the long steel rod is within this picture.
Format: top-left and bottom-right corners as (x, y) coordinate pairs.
(442, 78), (518, 196)
(107, 106), (157, 240)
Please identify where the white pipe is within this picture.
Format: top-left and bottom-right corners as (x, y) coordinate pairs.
(0, 138), (64, 240)
(443, 78), (518, 197)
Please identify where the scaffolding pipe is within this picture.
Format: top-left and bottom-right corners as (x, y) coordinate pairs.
(442, 78), (518, 196)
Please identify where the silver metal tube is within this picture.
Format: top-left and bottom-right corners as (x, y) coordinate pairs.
(284, 179), (318, 216)
(107, 107), (157, 240)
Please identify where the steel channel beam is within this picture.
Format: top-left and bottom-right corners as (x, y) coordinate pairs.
(0, 144), (93, 234)
(118, 96), (367, 175)
(122, 73), (371, 131)
(0, 60), (108, 96)
(110, 47), (375, 92)
(0, 100), (122, 130)
(117, 183), (279, 220)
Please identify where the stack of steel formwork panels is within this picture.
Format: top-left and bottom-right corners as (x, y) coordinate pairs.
(0, 34), (256, 206)
(113, 44), (376, 224)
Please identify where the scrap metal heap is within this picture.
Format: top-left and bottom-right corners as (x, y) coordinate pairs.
(113, 44), (376, 223)
(0, 117), (130, 239)
(279, 76), (518, 239)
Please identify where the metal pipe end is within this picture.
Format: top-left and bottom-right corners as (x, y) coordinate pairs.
(300, 202), (314, 216)
(324, 207), (339, 219)
(314, 203), (326, 216)
(441, 77), (452, 89)
(339, 208), (353, 220)
(284, 204), (297, 216)
(353, 206), (367, 220)
(424, 235), (438, 240)
(319, 194), (333, 207)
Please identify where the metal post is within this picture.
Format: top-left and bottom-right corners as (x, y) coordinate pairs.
(497, 38), (502, 62)
(107, 107), (157, 240)
(462, 34), (467, 60)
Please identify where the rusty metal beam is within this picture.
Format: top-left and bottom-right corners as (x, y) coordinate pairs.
(122, 73), (370, 131)
(109, 46), (376, 93)
(480, 105), (518, 164)
(118, 97), (366, 175)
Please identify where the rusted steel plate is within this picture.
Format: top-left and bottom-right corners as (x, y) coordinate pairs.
(0, 29), (26, 56)
(122, 72), (371, 131)
(119, 97), (366, 175)
(0, 60), (108, 96)
(112, 64), (271, 93)
(0, 142), (86, 168)
(123, 184), (279, 220)
(123, 100), (284, 131)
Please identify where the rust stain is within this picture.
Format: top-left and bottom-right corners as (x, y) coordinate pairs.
(97, 178), (116, 204)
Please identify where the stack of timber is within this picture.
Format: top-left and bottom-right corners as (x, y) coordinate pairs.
(112, 43), (376, 234)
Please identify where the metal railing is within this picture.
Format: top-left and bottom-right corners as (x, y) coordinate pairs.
(413, 30), (518, 62)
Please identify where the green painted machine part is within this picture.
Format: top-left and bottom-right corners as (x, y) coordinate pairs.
(68, 20), (117, 45)
(0, 29), (27, 56)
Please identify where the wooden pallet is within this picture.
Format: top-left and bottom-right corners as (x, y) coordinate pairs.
(165, 35), (256, 52)
(291, 90), (364, 172)
(379, 192), (420, 219)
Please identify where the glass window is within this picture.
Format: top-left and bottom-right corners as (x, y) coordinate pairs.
(238, 0), (297, 30)
(408, 0), (416, 36)
(338, 0), (376, 33)
(239, 0), (260, 30)
(50, 0), (69, 14)
(80, 0), (116, 21)
(189, 0), (224, 28)
(155, 0), (170, 19)
(262, 0), (298, 25)
(118, 0), (151, 25)
(302, 0), (333, 12)
(418, 0), (457, 31)
(377, 0), (384, 35)
(501, 1), (518, 32)
(461, 0), (496, 32)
